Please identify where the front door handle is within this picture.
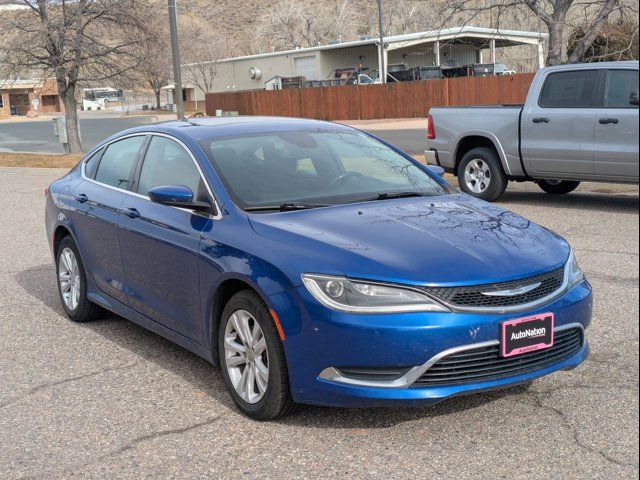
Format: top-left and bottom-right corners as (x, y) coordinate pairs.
(599, 118), (619, 125)
(533, 117), (550, 124)
(125, 208), (140, 219)
(74, 193), (88, 204)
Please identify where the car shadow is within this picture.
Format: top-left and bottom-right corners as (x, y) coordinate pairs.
(15, 264), (234, 410)
(16, 264), (532, 428)
(497, 190), (639, 214)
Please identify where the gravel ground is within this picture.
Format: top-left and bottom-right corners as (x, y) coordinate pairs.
(0, 167), (638, 479)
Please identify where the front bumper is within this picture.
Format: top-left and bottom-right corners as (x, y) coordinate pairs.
(270, 280), (592, 408)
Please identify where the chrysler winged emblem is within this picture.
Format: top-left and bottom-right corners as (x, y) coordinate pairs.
(481, 282), (542, 297)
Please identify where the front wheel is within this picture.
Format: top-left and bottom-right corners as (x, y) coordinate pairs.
(537, 180), (581, 195)
(218, 290), (296, 420)
(457, 147), (508, 202)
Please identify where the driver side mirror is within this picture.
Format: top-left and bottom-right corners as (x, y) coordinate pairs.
(629, 91), (639, 106)
(148, 185), (213, 213)
(426, 165), (445, 178)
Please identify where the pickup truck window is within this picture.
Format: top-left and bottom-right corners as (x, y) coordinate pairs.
(539, 70), (600, 108)
(604, 70), (639, 109)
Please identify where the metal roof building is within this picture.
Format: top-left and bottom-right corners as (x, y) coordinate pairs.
(184, 26), (548, 97)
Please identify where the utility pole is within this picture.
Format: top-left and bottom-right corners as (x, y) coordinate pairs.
(376, 0), (386, 84)
(168, 0), (184, 119)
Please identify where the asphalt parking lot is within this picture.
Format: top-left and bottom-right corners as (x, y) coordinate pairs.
(0, 167), (638, 479)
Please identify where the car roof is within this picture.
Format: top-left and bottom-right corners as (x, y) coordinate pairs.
(103, 116), (356, 147)
(542, 60), (639, 73)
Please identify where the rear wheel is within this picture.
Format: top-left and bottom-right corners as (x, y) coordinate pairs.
(56, 236), (105, 322)
(218, 290), (296, 420)
(457, 147), (508, 202)
(537, 180), (581, 195)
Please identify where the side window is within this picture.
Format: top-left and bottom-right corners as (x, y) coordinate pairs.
(604, 70), (639, 109)
(539, 70), (600, 108)
(137, 136), (203, 197)
(84, 148), (103, 179)
(94, 136), (145, 189)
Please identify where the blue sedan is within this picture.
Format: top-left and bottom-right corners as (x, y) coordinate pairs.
(45, 117), (592, 420)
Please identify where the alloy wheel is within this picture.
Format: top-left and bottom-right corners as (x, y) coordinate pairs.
(464, 159), (492, 194)
(224, 309), (269, 404)
(58, 247), (81, 311)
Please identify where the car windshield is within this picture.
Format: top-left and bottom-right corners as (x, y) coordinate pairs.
(200, 130), (448, 210)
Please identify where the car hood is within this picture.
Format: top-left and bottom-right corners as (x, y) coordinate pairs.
(248, 194), (569, 287)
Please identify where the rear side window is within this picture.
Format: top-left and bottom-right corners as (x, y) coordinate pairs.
(604, 70), (639, 108)
(137, 136), (203, 197)
(84, 149), (103, 179)
(539, 70), (600, 108)
(94, 136), (145, 189)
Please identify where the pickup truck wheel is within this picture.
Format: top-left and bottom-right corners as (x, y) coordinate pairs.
(538, 180), (581, 195)
(458, 148), (507, 202)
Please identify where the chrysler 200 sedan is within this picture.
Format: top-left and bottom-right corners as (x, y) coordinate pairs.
(45, 117), (592, 420)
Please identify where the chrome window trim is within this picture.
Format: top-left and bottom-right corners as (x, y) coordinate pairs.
(81, 132), (222, 220)
(318, 322), (585, 389)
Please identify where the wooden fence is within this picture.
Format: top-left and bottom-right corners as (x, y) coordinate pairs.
(204, 73), (535, 120)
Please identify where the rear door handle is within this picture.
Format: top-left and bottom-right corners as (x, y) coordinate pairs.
(125, 208), (140, 219)
(533, 117), (550, 124)
(74, 193), (88, 204)
(599, 118), (619, 125)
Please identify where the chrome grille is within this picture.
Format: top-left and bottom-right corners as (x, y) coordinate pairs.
(413, 327), (583, 387)
(424, 267), (565, 308)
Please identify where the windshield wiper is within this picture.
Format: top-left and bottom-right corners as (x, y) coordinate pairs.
(245, 202), (329, 212)
(377, 191), (425, 200)
(350, 191), (427, 204)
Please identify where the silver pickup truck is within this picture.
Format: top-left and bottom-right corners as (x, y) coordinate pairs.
(426, 61), (639, 201)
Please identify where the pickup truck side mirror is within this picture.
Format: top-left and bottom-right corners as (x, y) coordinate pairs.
(630, 91), (639, 106)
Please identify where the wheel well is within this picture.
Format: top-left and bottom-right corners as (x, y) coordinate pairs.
(210, 279), (257, 364)
(455, 136), (499, 173)
(53, 226), (71, 257)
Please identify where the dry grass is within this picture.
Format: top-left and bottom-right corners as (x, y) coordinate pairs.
(0, 152), (81, 169)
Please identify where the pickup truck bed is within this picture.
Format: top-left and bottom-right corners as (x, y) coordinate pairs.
(426, 61), (639, 201)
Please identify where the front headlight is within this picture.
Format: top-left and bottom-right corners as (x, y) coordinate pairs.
(301, 274), (449, 313)
(566, 249), (585, 289)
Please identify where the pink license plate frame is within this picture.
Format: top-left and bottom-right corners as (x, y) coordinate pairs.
(501, 313), (555, 358)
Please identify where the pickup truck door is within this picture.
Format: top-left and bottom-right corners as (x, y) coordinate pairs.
(521, 69), (600, 177)
(594, 69), (640, 180)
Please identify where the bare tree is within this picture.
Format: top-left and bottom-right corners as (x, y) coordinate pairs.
(0, 0), (148, 152)
(255, 0), (364, 51)
(382, 0), (435, 35)
(183, 48), (220, 95)
(135, 10), (172, 110)
(433, 0), (629, 65)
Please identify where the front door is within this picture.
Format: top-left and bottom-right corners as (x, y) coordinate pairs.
(594, 69), (640, 180)
(69, 135), (146, 305)
(119, 135), (213, 341)
(521, 69), (600, 177)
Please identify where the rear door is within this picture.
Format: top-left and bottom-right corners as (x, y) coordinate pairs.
(594, 68), (640, 180)
(69, 135), (146, 305)
(521, 69), (600, 177)
(118, 135), (214, 341)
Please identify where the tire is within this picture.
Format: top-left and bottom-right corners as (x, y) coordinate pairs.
(537, 180), (581, 195)
(457, 147), (508, 202)
(56, 236), (106, 322)
(218, 290), (296, 420)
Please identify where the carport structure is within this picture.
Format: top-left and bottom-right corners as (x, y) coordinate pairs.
(199, 26), (548, 94)
(382, 26), (548, 74)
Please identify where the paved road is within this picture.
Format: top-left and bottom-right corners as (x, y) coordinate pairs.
(0, 115), (425, 155)
(0, 115), (158, 154)
(0, 168), (638, 479)
(367, 128), (425, 154)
